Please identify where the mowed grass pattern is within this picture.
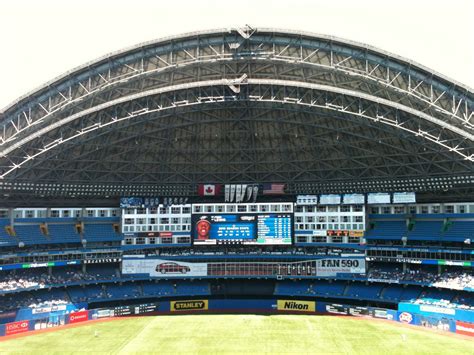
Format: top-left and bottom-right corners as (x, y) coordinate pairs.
(0, 315), (472, 354)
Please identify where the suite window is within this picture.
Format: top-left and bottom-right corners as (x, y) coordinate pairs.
(353, 205), (363, 212)
(394, 206), (405, 214)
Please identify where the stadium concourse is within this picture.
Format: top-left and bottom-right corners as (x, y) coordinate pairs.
(0, 27), (472, 339)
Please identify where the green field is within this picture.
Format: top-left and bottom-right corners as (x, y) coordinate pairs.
(0, 315), (471, 354)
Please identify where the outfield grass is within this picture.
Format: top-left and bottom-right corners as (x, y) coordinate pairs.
(0, 315), (471, 354)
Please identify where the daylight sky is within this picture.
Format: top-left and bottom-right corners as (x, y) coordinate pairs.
(0, 0), (472, 110)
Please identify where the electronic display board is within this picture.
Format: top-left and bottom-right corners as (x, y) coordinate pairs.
(342, 194), (365, 205)
(367, 193), (391, 204)
(192, 213), (293, 245)
(319, 194), (341, 205)
(393, 192), (416, 204)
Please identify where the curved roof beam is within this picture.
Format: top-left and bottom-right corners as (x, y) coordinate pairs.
(1, 28), (472, 144)
(1, 80), (472, 179)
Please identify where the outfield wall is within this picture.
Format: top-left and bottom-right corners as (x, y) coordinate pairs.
(0, 299), (472, 338)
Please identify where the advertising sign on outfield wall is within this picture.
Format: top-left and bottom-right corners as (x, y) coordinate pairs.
(122, 258), (208, 278)
(5, 320), (29, 336)
(68, 310), (89, 324)
(455, 321), (474, 337)
(316, 258), (365, 276)
(277, 300), (315, 312)
(170, 300), (208, 312)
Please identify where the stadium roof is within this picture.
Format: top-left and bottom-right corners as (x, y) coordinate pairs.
(0, 26), (473, 205)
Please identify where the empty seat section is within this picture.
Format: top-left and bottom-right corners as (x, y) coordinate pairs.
(15, 225), (45, 245)
(380, 285), (404, 302)
(407, 220), (443, 241)
(345, 284), (382, 299)
(399, 286), (422, 301)
(48, 224), (81, 243)
(313, 281), (346, 296)
(365, 221), (406, 240)
(83, 223), (120, 242)
(175, 280), (210, 295)
(142, 282), (175, 297)
(0, 218), (17, 246)
(442, 221), (474, 242)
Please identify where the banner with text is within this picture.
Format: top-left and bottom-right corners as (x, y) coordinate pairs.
(170, 300), (208, 312)
(316, 258), (366, 276)
(277, 300), (315, 312)
(122, 258), (208, 278)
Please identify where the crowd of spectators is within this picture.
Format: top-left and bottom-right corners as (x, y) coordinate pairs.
(0, 268), (119, 292)
(0, 291), (70, 312)
(432, 272), (474, 290)
(368, 267), (474, 290)
(413, 297), (474, 311)
(1, 261), (473, 298)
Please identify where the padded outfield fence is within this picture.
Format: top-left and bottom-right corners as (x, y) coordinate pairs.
(0, 299), (472, 338)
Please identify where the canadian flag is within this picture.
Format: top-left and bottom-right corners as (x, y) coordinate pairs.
(198, 184), (221, 196)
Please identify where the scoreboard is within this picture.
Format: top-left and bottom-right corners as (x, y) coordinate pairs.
(192, 213), (293, 246)
(257, 214), (292, 241)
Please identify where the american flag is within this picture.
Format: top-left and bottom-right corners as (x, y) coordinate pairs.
(262, 183), (285, 195)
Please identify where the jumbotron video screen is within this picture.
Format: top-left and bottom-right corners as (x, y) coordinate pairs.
(192, 213), (293, 246)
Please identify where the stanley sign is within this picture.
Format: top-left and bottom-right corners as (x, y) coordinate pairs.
(170, 300), (208, 312)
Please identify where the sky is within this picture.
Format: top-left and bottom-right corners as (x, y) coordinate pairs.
(0, 0), (472, 110)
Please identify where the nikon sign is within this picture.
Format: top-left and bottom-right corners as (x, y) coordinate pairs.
(316, 258), (365, 276)
(277, 300), (315, 312)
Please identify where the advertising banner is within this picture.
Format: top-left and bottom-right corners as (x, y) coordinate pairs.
(170, 300), (208, 312)
(316, 258), (365, 276)
(371, 308), (395, 320)
(342, 194), (365, 205)
(456, 321), (474, 337)
(68, 310), (89, 324)
(397, 312), (415, 324)
(367, 193), (391, 204)
(277, 300), (315, 312)
(325, 304), (349, 315)
(5, 320), (29, 336)
(348, 307), (370, 317)
(319, 194), (341, 205)
(32, 304), (67, 315)
(393, 192), (416, 204)
(122, 258), (208, 278)
(419, 305), (455, 316)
